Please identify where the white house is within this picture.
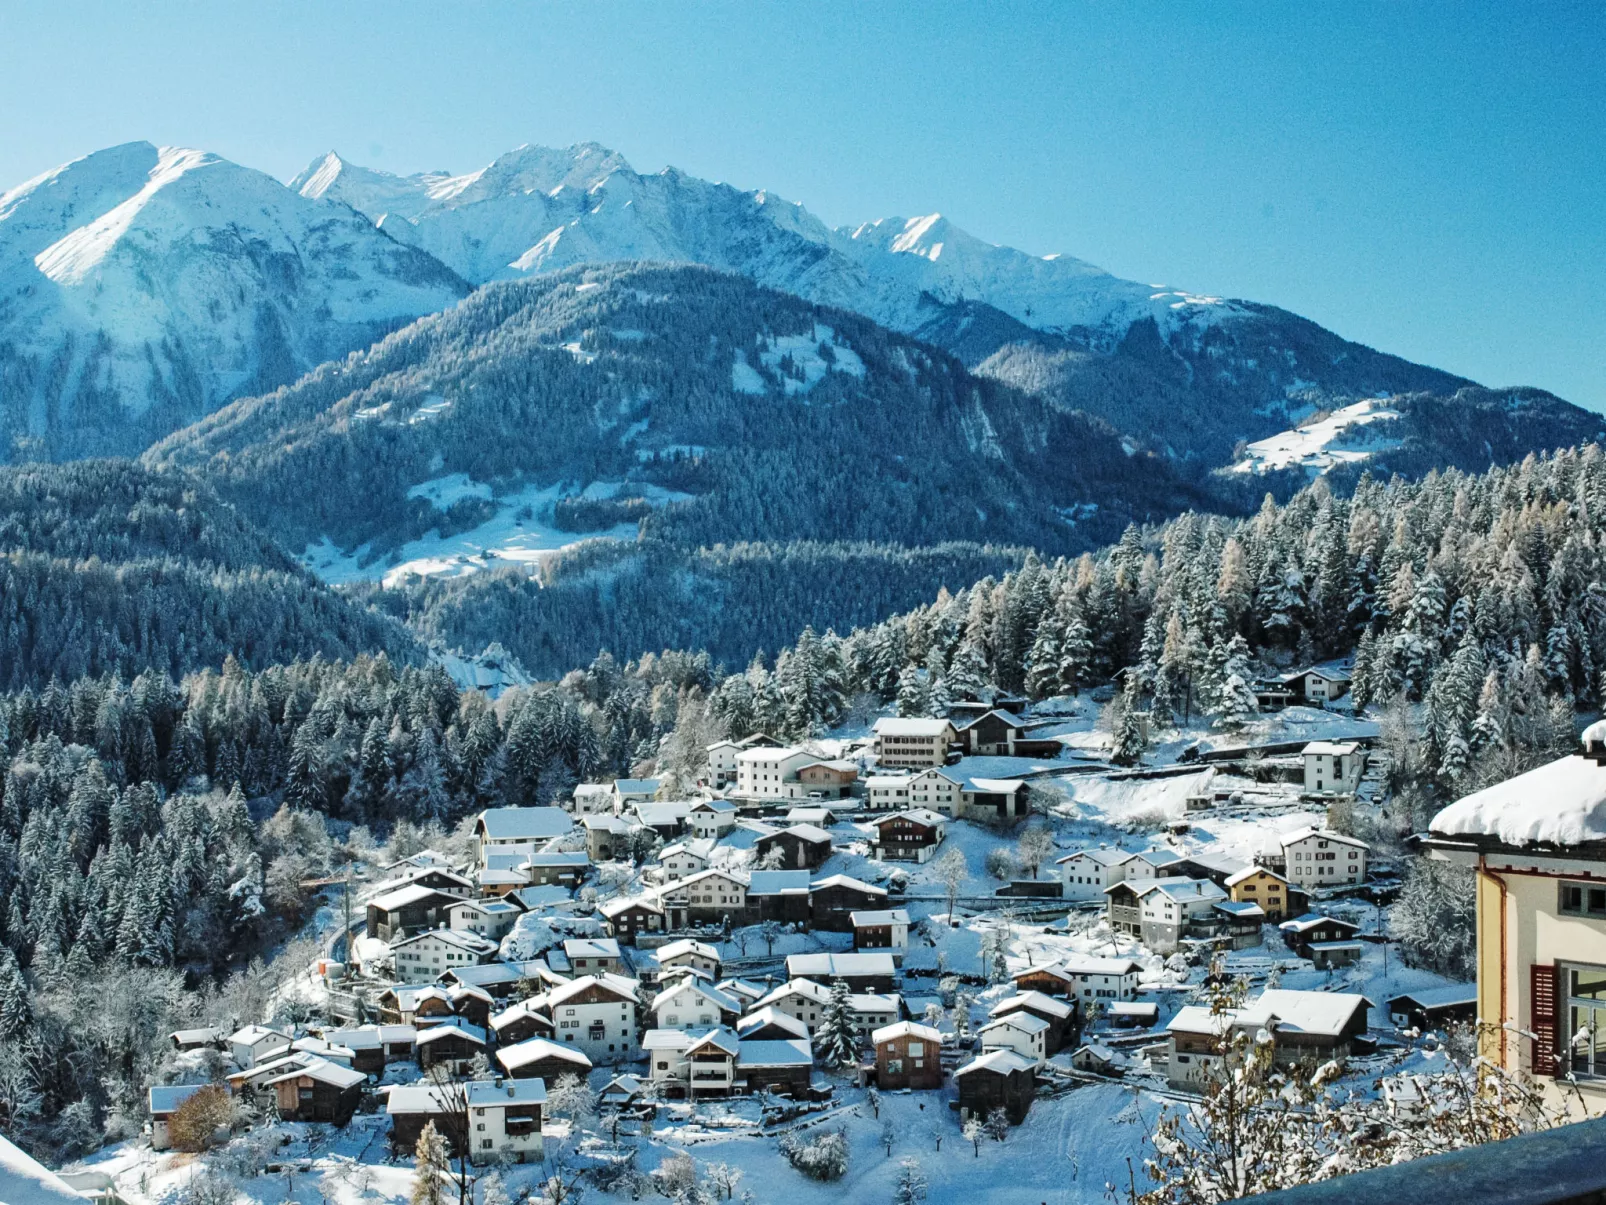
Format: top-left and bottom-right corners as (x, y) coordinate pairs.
(571, 784), (615, 815)
(752, 979), (898, 1038)
(230, 1025), (292, 1069)
(390, 928), (500, 977)
(1280, 828), (1369, 889)
(1056, 847), (1139, 901)
(863, 775), (912, 811)
(1134, 878), (1230, 954)
(612, 779), (661, 808)
(1056, 957), (1144, 1001)
(977, 1011), (1049, 1066)
(658, 868), (749, 928)
(1302, 742), (1367, 795)
(562, 937), (623, 976)
(654, 938), (722, 980)
(850, 909), (910, 955)
(651, 978), (742, 1031)
(688, 800), (739, 839)
(903, 767), (964, 817)
(659, 839), (715, 880)
(474, 807), (573, 866)
(545, 974), (641, 1064)
(465, 1078), (546, 1164)
(705, 740), (747, 788)
(734, 747), (816, 801)
(872, 718), (957, 769)
(447, 897), (522, 942)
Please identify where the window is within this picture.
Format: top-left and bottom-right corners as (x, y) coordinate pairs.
(1559, 883), (1606, 918)
(1567, 965), (1606, 1077)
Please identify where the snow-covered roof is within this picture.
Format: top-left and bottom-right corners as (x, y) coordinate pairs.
(736, 1008), (810, 1040)
(991, 991), (1073, 1020)
(573, 783), (613, 799)
(692, 799), (738, 814)
(735, 746), (806, 762)
(1215, 900), (1266, 919)
(656, 938), (720, 962)
(849, 909), (910, 926)
(583, 814), (635, 833)
(635, 802), (691, 824)
(786, 952), (894, 978)
(1134, 878), (1227, 904)
(613, 778), (661, 795)
(1430, 754), (1606, 850)
(413, 1018), (487, 1046)
(864, 774), (913, 788)
(1279, 827), (1369, 850)
(808, 873), (885, 895)
(1225, 865), (1287, 887)
(719, 978), (768, 1002)
(389, 928), (499, 955)
(562, 937), (621, 960)
(1303, 741), (1360, 756)
(980, 1011), (1049, 1036)
(955, 709), (1027, 731)
(170, 1027), (223, 1045)
(490, 999), (550, 1030)
(676, 868), (749, 890)
(368, 883), (453, 912)
(263, 1056), (366, 1089)
(686, 1027), (741, 1056)
(1387, 985), (1477, 1010)
(230, 1024), (290, 1046)
(873, 717), (953, 736)
(1254, 989), (1370, 1036)
(964, 777), (1026, 793)
(599, 895), (662, 918)
(1055, 847), (1137, 867)
(953, 1049), (1034, 1077)
(747, 870), (812, 896)
(524, 851), (591, 867)
(1279, 913), (1361, 934)
(1130, 848), (1185, 869)
(1106, 1001), (1159, 1018)
(148, 1083), (208, 1115)
(477, 806), (573, 840)
(766, 823), (831, 844)
(736, 1039), (812, 1067)
(641, 1029), (696, 1052)
(756, 979), (832, 1008)
(871, 808), (947, 828)
(547, 973), (639, 1006)
(872, 1020), (941, 1045)
(465, 1078), (546, 1107)
(496, 1037), (592, 1071)
(0, 1133), (89, 1205)
(1057, 956), (1144, 976)
(653, 978), (741, 1014)
(386, 1084), (455, 1115)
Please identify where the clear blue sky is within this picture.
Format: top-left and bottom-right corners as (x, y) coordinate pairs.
(3, 2), (1602, 407)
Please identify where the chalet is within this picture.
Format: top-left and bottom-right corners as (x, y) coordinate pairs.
(1387, 985), (1478, 1032)
(810, 873), (888, 932)
(785, 806), (836, 827)
(989, 992), (1075, 1054)
(1165, 990), (1370, 1091)
(562, 937), (623, 976)
(960, 777), (1030, 821)
(658, 838), (714, 880)
(414, 1018), (488, 1074)
(229, 1025), (292, 1068)
(688, 800), (739, 840)
(654, 937), (722, 981)
(386, 1083), (458, 1155)
(863, 775), (913, 811)
(1212, 900), (1267, 949)
(1302, 741), (1366, 795)
(978, 1011), (1049, 1066)
(745, 870), (812, 924)
(522, 851), (591, 888)
(365, 884), (459, 941)
(719, 979), (769, 1010)
(737, 1039), (814, 1095)
(1131, 877), (1230, 954)
(545, 974), (640, 1063)
(1279, 913), (1364, 967)
(736, 1007), (811, 1042)
(325, 1025), (417, 1075)
(1103, 880), (1144, 939)
(1057, 847), (1140, 902)
(734, 747), (817, 801)
(496, 1036), (593, 1082)
(954, 1049), (1036, 1124)
(387, 866), (476, 897)
(447, 897), (522, 942)
(612, 778), (662, 808)
(264, 1058), (366, 1125)
(378, 984), (446, 1027)
(851, 909), (910, 960)
(785, 951), (895, 992)
(1280, 828), (1369, 889)
(1070, 1043), (1128, 1075)
(290, 1035), (357, 1067)
(473, 807), (572, 866)
(754, 824), (833, 870)
(490, 999), (557, 1046)
(872, 1020), (943, 1090)
(1106, 1001), (1160, 1029)
(584, 815), (637, 862)
(1057, 957), (1143, 1002)
(648, 1027), (739, 1098)
(169, 1027), (224, 1052)
(389, 927), (499, 977)
(1225, 865), (1300, 921)
(447, 984), (496, 1030)
(477, 868), (529, 896)
(634, 801), (692, 839)
(598, 896), (665, 944)
(599, 1075), (643, 1110)
(652, 978), (742, 1031)
(867, 810), (947, 863)
(872, 718), (957, 769)
(660, 868), (749, 929)
(794, 759), (860, 800)
(1288, 667), (1352, 706)
(955, 710), (1059, 758)
(228, 1054), (317, 1106)
(705, 735), (781, 788)
(571, 783), (615, 815)
(148, 1084), (208, 1150)
(464, 1078), (546, 1165)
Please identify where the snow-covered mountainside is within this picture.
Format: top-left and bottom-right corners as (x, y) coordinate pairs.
(1228, 399), (1405, 477)
(0, 143), (468, 459)
(144, 263), (1215, 566)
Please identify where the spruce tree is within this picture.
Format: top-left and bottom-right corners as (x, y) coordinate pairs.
(815, 979), (860, 1069)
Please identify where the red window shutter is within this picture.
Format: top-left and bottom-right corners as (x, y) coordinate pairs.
(1531, 963), (1560, 1077)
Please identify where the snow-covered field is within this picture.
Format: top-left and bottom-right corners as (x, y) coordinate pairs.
(1227, 398), (1403, 477)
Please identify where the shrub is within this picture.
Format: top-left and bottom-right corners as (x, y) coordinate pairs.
(779, 1126), (849, 1181)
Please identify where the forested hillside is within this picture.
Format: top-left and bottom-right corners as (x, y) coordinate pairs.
(0, 461), (421, 689)
(146, 263), (1221, 558)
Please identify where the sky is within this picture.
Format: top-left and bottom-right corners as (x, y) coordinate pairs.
(2, 1), (1603, 407)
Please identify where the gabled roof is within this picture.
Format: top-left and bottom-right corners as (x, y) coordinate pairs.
(1055, 956), (1144, 977)
(980, 1011), (1050, 1036)
(465, 1078), (547, 1107)
(675, 867), (750, 891)
(613, 778), (661, 795)
(1279, 827), (1369, 850)
(660, 838), (715, 860)
(477, 807), (573, 841)
(735, 745), (807, 763)
(413, 1018), (487, 1046)
(849, 909), (910, 927)
(1226, 865), (1288, 887)
(230, 1024), (291, 1046)
(756, 978), (832, 1009)
(263, 1056), (366, 1090)
(1215, 900), (1266, 919)
(991, 991), (1073, 1020)
(523, 851), (592, 868)
(964, 777), (1027, 793)
(808, 873), (886, 895)
(691, 799), (738, 815)
(747, 870), (811, 896)
(389, 928), (499, 956)
(387, 1083), (456, 1115)
(563, 937), (621, 960)
(1130, 848), (1185, 869)
(1278, 912), (1362, 935)
(685, 1027), (741, 1056)
(547, 973), (640, 1006)
(736, 1007), (810, 1040)
(653, 978), (741, 1015)
(583, 814), (635, 834)
(441, 960), (553, 989)
(656, 938), (720, 963)
(872, 1020), (942, 1045)
(785, 952), (894, 978)
(1132, 877), (1227, 904)
(1253, 989), (1371, 1037)
(368, 883), (457, 912)
(953, 1049), (1035, 1077)
(718, 978), (768, 1002)
(763, 823), (831, 845)
(955, 709), (1027, 731)
(635, 802), (692, 824)
(1430, 753), (1606, 850)
(1386, 984), (1477, 1011)
(736, 1039), (812, 1067)
(872, 718), (954, 737)
(1303, 741), (1360, 756)
(496, 1037), (592, 1072)
(870, 809), (947, 829)
(148, 1083), (208, 1115)
(1055, 847), (1137, 867)
(599, 895), (663, 918)
(490, 999), (553, 1032)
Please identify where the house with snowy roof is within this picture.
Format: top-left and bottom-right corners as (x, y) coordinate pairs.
(543, 973), (640, 1064)
(866, 808), (947, 862)
(389, 927), (500, 978)
(733, 747), (817, 801)
(978, 1010), (1049, 1066)
(1278, 827), (1369, 889)
(473, 807), (573, 865)
(1164, 988), (1370, 1090)
(365, 883), (460, 941)
(1056, 846), (1141, 901)
(229, 1024), (292, 1068)
(1127, 877), (1230, 954)
(612, 778), (662, 808)
(1302, 741), (1367, 795)
(955, 1049), (1037, 1124)
(785, 951), (895, 992)
(990, 992), (1076, 1054)
(753, 823), (833, 870)
(571, 783), (615, 815)
(688, 799), (739, 839)
(960, 777), (1030, 821)
(872, 717), (958, 769)
(1427, 728), (1606, 1108)
(652, 937), (722, 980)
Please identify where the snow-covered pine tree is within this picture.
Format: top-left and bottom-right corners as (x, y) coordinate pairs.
(815, 979), (860, 1069)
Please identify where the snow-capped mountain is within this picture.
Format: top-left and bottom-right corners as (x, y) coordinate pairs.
(0, 142), (468, 458)
(291, 142), (1223, 343)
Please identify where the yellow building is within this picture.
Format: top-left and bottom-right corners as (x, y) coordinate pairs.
(1428, 732), (1606, 1117)
(1224, 865), (1296, 920)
